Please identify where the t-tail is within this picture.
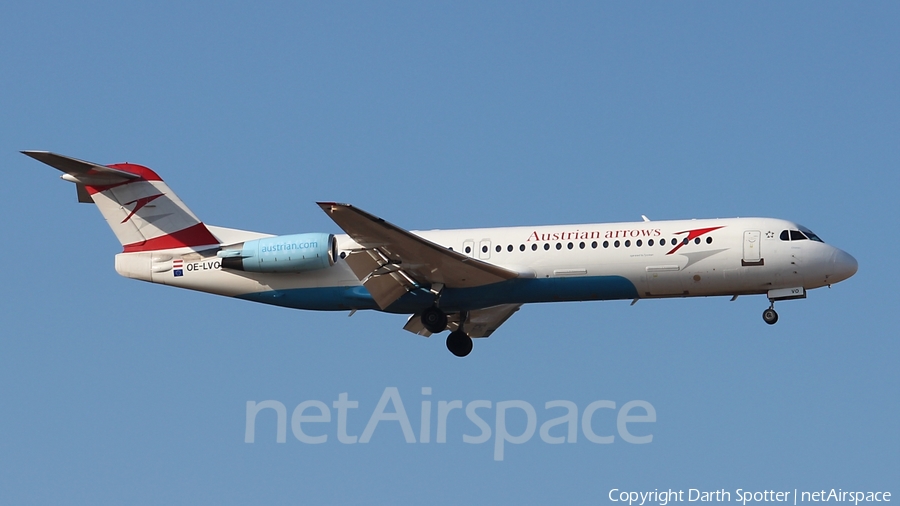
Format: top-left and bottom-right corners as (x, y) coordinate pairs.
(22, 151), (220, 253)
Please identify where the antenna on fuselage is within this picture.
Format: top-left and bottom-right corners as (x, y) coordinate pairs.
(641, 215), (651, 222)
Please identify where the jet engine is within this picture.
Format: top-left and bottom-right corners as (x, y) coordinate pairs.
(217, 233), (337, 273)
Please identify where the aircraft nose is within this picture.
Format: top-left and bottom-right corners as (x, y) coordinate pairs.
(831, 249), (858, 283)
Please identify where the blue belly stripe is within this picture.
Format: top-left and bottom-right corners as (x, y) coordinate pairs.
(237, 285), (379, 311)
(437, 276), (638, 311)
(235, 276), (638, 313)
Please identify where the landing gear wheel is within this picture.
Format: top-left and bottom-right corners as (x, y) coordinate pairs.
(446, 330), (473, 357)
(421, 306), (448, 334)
(762, 308), (778, 325)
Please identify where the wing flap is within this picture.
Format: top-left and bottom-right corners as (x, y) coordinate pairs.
(364, 271), (417, 309)
(403, 303), (522, 339)
(343, 248), (390, 281)
(403, 314), (431, 337)
(464, 304), (522, 338)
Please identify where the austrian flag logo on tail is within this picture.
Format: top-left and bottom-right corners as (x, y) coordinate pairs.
(173, 259), (184, 277)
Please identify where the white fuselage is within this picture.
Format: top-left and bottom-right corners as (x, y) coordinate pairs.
(24, 150), (858, 355)
(114, 217), (857, 314)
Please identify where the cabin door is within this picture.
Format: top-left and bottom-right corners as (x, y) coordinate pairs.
(742, 230), (763, 266)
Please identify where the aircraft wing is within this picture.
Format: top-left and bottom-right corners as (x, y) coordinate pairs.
(317, 202), (519, 309)
(403, 303), (522, 338)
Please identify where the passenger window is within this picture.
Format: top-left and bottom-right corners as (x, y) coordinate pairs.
(694, 237), (701, 244)
(567, 242), (573, 250)
(496, 245), (502, 253)
(592, 241), (598, 249)
(614, 240), (620, 248)
(579, 242), (585, 249)
(556, 243), (562, 250)
(519, 244), (525, 252)
(465, 246), (472, 253)
(648, 239), (654, 246)
(706, 237), (712, 244)
(533, 244), (538, 251)
(660, 238), (666, 246)
(482, 246), (488, 253)
(636, 239), (642, 247)
(603, 241), (609, 248)
(625, 240), (631, 247)
(544, 243), (550, 251)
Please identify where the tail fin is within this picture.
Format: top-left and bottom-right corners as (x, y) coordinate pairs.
(24, 151), (220, 252)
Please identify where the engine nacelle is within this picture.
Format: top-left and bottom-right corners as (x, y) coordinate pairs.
(217, 233), (337, 273)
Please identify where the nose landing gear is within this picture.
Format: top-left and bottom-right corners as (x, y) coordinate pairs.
(761, 287), (805, 325)
(762, 304), (779, 325)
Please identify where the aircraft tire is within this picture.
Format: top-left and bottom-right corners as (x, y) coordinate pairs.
(421, 306), (448, 334)
(446, 330), (473, 357)
(762, 308), (778, 325)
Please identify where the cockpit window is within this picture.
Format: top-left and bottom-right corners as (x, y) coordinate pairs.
(781, 228), (823, 242)
(798, 225), (824, 242)
(789, 230), (807, 241)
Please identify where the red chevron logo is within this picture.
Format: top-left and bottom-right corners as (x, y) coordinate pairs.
(121, 194), (164, 223)
(666, 226), (724, 255)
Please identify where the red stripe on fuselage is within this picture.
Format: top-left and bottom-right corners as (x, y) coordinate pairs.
(122, 223), (219, 253)
(666, 226), (724, 255)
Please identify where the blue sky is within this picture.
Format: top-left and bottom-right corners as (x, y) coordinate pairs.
(1, 2), (897, 504)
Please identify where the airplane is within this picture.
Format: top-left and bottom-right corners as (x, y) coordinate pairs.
(24, 151), (858, 357)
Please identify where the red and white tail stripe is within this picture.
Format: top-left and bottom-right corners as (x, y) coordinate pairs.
(23, 152), (220, 253)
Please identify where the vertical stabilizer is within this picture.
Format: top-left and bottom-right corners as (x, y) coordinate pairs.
(23, 151), (220, 252)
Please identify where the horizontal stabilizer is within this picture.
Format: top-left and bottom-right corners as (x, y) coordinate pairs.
(22, 151), (140, 185)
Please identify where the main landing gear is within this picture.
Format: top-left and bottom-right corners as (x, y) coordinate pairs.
(762, 303), (779, 325)
(420, 306), (448, 334)
(420, 306), (473, 357)
(446, 330), (473, 357)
